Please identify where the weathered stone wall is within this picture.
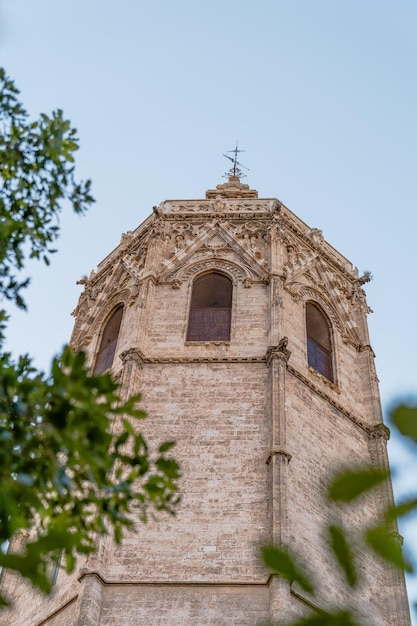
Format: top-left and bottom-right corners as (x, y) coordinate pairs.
(98, 584), (270, 625)
(104, 361), (270, 583)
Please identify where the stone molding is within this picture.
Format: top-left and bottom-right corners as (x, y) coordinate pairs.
(78, 568), (269, 587)
(266, 449), (292, 465)
(119, 347), (265, 365)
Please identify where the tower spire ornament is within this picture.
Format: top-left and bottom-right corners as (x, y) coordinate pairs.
(223, 141), (249, 179)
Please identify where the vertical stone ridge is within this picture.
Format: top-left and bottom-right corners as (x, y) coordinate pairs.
(367, 425), (412, 625)
(266, 339), (292, 623)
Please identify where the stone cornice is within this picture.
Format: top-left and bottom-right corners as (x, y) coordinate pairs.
(78, 568), (269, 587)
(154, 198), (280, 217)
(119, 347), (265, 365)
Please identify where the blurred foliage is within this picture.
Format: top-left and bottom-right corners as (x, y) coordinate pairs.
(0, 69), (180, 605)
(262, 404), (417, 625)
(0, 67), (94, 309)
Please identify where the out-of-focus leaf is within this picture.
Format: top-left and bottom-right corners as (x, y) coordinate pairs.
(329, 525), (357, 587)
(328, 468), (389, 503)
(385, 498), (417, 523)
(0, 341), (180, 597)
(291, 609), (363, 626)
(261, 545), (314, 594)
(391, 405), (417, 444)
(366, 526), (412, 573)
(159, 441), (176, 453)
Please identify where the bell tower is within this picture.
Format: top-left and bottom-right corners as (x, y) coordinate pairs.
(2, 176), (411, 625)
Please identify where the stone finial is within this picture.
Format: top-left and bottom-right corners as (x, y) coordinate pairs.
(205, 176), (258, 199)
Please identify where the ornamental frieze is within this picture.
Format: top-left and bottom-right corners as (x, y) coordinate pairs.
(154, 198), (280, 216)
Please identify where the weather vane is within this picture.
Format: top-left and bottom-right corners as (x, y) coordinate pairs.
(223, 141), (249, 179)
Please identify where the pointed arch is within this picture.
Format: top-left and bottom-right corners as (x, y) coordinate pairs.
(306, 301), (334, 382)
(93, 305), (124, 374)
(186, 272), (232, 341)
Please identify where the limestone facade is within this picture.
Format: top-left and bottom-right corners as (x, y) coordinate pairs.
(1, 176), (411, 625)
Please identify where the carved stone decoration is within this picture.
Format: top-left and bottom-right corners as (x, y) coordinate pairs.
(179, 259), (250, 284)
(283, 240), (362, 346)
(120, 347), (146, 365)
(266, 337), (291, 365)
(204, 233), (229, 250)
(209, 197), (228, 213)
(233, 221), (268, 263)
(299, 286), (343, 332)
(120, 230), (134, 248)
(69, 334), (92, 353)
(307, 228), (324, 247)
(349, 277), (374, 315)
(368, 349), (380, 383)
(271, 278), (283, 308)
(205, 177), (259, 199)
(122, 253), (145, 282)
(155, 198), (279, 216)
(368, 423), (390, 441)
(150, 216), (169, 240)
(71, 287), (131, 357)
(75, 273), (99, 305)
(171, 279), (182, 289)
(158, 221), (269, 285)
(128, 282), (140, 305)
(169, 222), (196, 254)
(283, 239), (318, 282)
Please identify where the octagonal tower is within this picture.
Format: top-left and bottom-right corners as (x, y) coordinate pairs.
(2, 176), (410, 625)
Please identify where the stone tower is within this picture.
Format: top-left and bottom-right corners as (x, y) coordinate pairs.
(2, 177), (411, 625)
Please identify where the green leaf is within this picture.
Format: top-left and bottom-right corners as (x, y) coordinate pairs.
(328, 525), (357, 587)
(366, 526), (412, 572)
(328, 468), (389, 503)
(385, 498), (417, 523)
(158, 441), (176, 453)
(156, 457), (181, 479)
(391, 405), (417, 444)
(291, 609), (363, 626)
(261, 545), (314, 594)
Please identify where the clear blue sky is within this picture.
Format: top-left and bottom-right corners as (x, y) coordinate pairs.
(1, 0), (416, 618)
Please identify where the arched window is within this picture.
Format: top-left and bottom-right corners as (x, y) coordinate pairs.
(187, 272), (232, 342)
(306, 302), (334, 382)
(93, 305), (124, 374)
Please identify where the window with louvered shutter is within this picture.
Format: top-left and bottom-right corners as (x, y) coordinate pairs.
(187, 273), (232, 342)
